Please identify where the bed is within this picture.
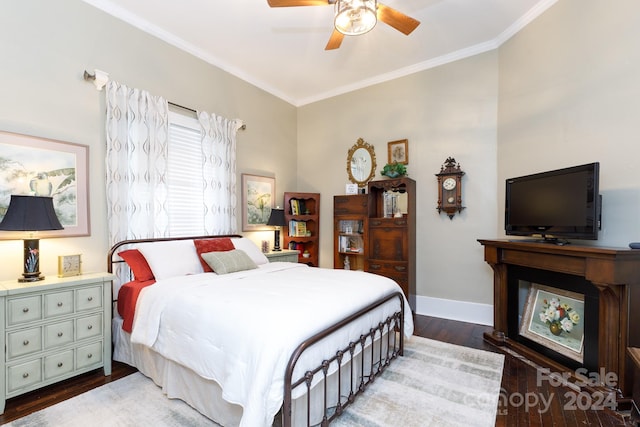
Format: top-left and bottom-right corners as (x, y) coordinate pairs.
(108, 234), (414, 426)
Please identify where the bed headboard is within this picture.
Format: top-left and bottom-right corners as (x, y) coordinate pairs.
(107, 234), (242, 273)
(107, 234), (243, 300)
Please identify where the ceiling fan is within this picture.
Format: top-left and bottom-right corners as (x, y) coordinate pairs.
(267, 0), (420, 50)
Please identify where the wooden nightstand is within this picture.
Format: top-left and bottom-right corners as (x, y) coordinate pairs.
(265, 249), (299, 263)
(0, 272), (114, 414)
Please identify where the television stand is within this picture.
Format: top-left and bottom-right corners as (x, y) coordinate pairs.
(478, 239), (640, 400)
(508, 237), (570, 245)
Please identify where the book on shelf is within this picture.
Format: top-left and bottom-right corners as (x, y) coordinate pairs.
(288, 241), (304, 252)
(289, 199), (307, 216)
(288, 220), (308, 237)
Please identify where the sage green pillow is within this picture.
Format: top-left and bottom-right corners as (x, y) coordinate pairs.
(201, 249), (258, 275)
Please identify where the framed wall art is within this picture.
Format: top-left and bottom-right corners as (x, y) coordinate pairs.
(388, 139), (408, 165)
(519, 283), (585, 363)
(241, 173), (275, 231)
(0, 131), (90, 239)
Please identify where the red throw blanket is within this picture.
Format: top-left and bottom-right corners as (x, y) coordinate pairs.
(117, 279), (156, 333)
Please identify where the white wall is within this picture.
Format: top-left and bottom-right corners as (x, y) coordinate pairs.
(298, 52), (500, 314)
(497, 0), (640, 247)
(0, 0), (297, 281)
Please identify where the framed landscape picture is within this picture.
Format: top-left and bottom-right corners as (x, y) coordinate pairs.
(519, 283), (585, 363)
(0, 131), (90, 239)
(241, 173), (275, 231)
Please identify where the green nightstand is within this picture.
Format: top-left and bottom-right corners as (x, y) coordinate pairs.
(265, 249), (299, 263)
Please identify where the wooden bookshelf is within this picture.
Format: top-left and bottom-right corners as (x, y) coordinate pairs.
(284, 192), (320, 266)
(333, 195), (368, 271)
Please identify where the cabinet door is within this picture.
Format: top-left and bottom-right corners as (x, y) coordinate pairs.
(334, 195), (367, 215)
(7, 295), (42, 326)
(44, 290), (74, 318)
(76, 286), (103, 311)
(368, 224), (406, 261)
(7, 327), (43, 359)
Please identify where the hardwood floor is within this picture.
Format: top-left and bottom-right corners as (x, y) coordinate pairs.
(0, 315), (631, 426)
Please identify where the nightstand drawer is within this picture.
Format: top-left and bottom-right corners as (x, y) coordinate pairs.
(44, 350), (74, 380)
(76, 341), (103, 369)
(7, 359), (42, 393)
(7, 327), (42, 359)
(76, 286), (102, 311)
(76, 314), (102, 341)
(44, 290), (74, 318)
(44, 320), (74, 349)
(7, 296), (42, 326)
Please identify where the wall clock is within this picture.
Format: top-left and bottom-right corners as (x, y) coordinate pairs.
(436, 157), (465, 219)
(58, 254), (82, 278)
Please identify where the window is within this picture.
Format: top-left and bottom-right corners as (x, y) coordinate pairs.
(167, 110), (205, 236)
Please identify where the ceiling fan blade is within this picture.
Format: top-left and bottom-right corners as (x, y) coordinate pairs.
(377, 3), (420, 35)
(325, 29), (344, 50)
(267, 0), (331, 6)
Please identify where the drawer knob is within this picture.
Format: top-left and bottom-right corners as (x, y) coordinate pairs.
(57, 362), (63, 368)
(370, 264), (381, 270)
(87, 353), (93, 359)
(57, 332), (64, 337)
(87, 296), (93, 302)
(22, 373), (29, 378)
(57, 302), (63, 307)
(22, 307), (29, 313)
(23, 340), (29, 346)
(394, 266), (406, 272)
(87, 325), (93, 330)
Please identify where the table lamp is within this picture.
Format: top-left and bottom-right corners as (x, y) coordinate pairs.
(266, 207), (286, 252)
(0, 195), (63, 282)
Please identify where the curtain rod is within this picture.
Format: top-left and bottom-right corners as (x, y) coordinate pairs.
(168, 102), (246, 131)
(83, 69), (246, 131)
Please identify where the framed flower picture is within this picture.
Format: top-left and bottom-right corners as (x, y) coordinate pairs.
(241, 174), (275, 231)
(519, 283), (585, 363)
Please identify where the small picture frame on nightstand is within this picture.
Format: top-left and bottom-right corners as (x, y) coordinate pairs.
(58, 254), (82, 277)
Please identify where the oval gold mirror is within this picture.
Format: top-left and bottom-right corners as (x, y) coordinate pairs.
(346, 138), (377, 187)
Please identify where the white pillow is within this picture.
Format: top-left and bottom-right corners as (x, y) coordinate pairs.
(231, 237), (269, 265)
(136, 239), (204, 280)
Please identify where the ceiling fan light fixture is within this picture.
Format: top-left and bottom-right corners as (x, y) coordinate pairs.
(334, 0), (377, 36)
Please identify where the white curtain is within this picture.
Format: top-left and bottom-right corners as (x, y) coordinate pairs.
(198, 111), (240, 235)
(105, 81), (240, 247)
(105, 80), (169, 246)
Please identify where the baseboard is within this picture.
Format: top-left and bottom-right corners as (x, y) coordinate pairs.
(414, 295), (494, 326)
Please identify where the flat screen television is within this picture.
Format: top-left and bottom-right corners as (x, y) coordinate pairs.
(505, 162), (601, 242)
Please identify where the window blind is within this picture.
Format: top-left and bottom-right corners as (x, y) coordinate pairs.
(167, 112), (205, 236)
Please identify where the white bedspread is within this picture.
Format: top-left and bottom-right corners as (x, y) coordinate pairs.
(131, 262), (413, 427)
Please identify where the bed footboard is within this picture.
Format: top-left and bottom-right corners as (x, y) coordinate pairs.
(283, 291), (405, 427)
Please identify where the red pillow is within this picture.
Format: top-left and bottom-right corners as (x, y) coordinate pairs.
(118, 249), (155, 281)
(193, 238), (235, 272)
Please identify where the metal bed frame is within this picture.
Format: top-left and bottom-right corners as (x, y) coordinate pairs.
(108, 235), (405, 427)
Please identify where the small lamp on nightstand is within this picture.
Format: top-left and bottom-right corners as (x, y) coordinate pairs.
(266, 207), (286, 252)
(0, 195), (63, 282)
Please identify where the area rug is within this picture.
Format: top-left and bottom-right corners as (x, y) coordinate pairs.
(333, 336), (505, 427)
(6, 336), (504, 427)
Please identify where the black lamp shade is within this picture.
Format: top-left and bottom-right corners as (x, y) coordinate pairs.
(266, 208), (286, 227)
(0, 195), (63, 283)
(0, 195), (63, 231)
